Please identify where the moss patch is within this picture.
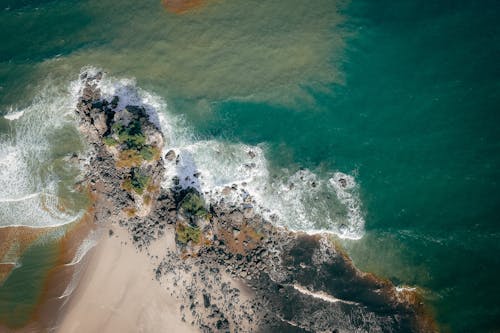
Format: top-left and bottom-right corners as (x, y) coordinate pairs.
(122, 169), (150, 195)
(179, 191), (209, 218)
(116, 149), (143, 168)
(123, 207), (137, 217)
(112, 121), (146, 150)
(103, 136), (118, 146)
(139, 145), (155, 161)
(109, 118), (160, 167)
(176, 223), (201, 245)
(219, 223), (264, 254)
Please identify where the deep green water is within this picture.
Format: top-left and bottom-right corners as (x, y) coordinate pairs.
(1, 0), (499, 331)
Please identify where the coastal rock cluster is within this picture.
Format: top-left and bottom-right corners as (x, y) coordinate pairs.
(75, 71), (436, 333)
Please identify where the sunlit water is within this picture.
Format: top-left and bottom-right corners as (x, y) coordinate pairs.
(0, 0), (499, 331)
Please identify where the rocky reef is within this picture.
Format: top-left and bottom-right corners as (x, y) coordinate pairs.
(75, 71), (437, 333)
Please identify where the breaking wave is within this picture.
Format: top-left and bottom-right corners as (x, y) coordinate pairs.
(0, 67), (365, 237)
(0, 78), (86, 227)
(92, 69), (365, 239)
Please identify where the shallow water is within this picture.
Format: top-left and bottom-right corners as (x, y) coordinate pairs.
(1, 0), (499, 331)
(0, 232), (60, 328)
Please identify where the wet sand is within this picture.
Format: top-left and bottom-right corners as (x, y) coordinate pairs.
(0, 212), (95, 332)
(51, 70), (438, 333)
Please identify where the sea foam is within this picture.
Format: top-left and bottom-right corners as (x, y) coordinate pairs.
(91, 70), (365, 239)
(59, 229), (100, 303)
(3, 110), (24, 121)
(0, 78), (86, 228)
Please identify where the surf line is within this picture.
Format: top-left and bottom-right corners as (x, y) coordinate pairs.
(292, 284), (360, 305)
(0, 192), (41, 203)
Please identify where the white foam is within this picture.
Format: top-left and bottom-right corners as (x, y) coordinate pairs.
(0, 77), (86, 228)
(79, 69), (366, 239)
(65, 230), (99, 266)
(58, 230), (102, 303)
(328, 172), (365, 239)
(3, 110), (24, 121)
(163, 141), (268, 193)
(395, 286), (417, 293)
(292, 284), (359, 305)
(0, 193), (40, 203)
(159, 114), (364, 239)
(87, 69), (162, 130)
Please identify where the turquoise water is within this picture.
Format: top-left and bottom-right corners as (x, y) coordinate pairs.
(197, 2), (500, 331)
(1, 0), (499, 331)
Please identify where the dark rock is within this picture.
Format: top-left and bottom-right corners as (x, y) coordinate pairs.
(165, 149), (176, 161)
(73, 69), (436, 333)
(339, 178), (347, 188)
(111, 95), (119, 108)
(216, 318), (229, 330)
(203, 294), (211, 308)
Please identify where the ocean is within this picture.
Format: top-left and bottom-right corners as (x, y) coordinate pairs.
(0, 0), (499, 331)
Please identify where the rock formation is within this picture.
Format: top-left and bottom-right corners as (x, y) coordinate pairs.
(75, 70), (437, 333)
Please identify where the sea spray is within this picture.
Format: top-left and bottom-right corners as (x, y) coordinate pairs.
(0, 80), (87, 228)
(90, 70), (365, 239)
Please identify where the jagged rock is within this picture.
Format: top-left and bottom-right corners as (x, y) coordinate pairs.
(203, 294), (211, 308)
(243, 206), (254, 219)
(74, 70), (436, 333)
(165, 149), (176, 161)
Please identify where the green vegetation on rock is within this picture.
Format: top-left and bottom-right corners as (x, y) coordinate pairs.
(180, 191), (209, 218)
(139, 145), (155, 161)
(113, 121), (146, 150)
(108, 115), (160, 167)
(176, 223), (201, 245)
(116, 149), (143, 168)
(103, 136), (118, 146)
(122, 168), (150, 195)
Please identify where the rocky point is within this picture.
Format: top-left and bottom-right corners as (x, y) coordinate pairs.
(75, 70), (437, 333)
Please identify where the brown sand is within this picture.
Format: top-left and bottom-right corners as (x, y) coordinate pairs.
(55, 225), (197, 333)
(0, 213), (96, 332)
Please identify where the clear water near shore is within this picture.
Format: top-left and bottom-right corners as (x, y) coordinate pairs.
(1, 0), (499, 331)
(0, 228), (63, 328)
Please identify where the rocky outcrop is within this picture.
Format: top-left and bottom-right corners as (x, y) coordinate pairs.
(76, 71), (166, 225)
(76, 71), (437, 333)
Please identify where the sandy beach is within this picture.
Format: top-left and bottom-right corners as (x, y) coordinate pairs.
(48, 70), (438, 333)
(55, 225), (196, 333)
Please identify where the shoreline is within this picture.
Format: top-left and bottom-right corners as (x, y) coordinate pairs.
(0, 211), (95, 332)
(63, 70), (437, 332)
(3, 69), (439, 332)
(55, 224), (197, 333)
